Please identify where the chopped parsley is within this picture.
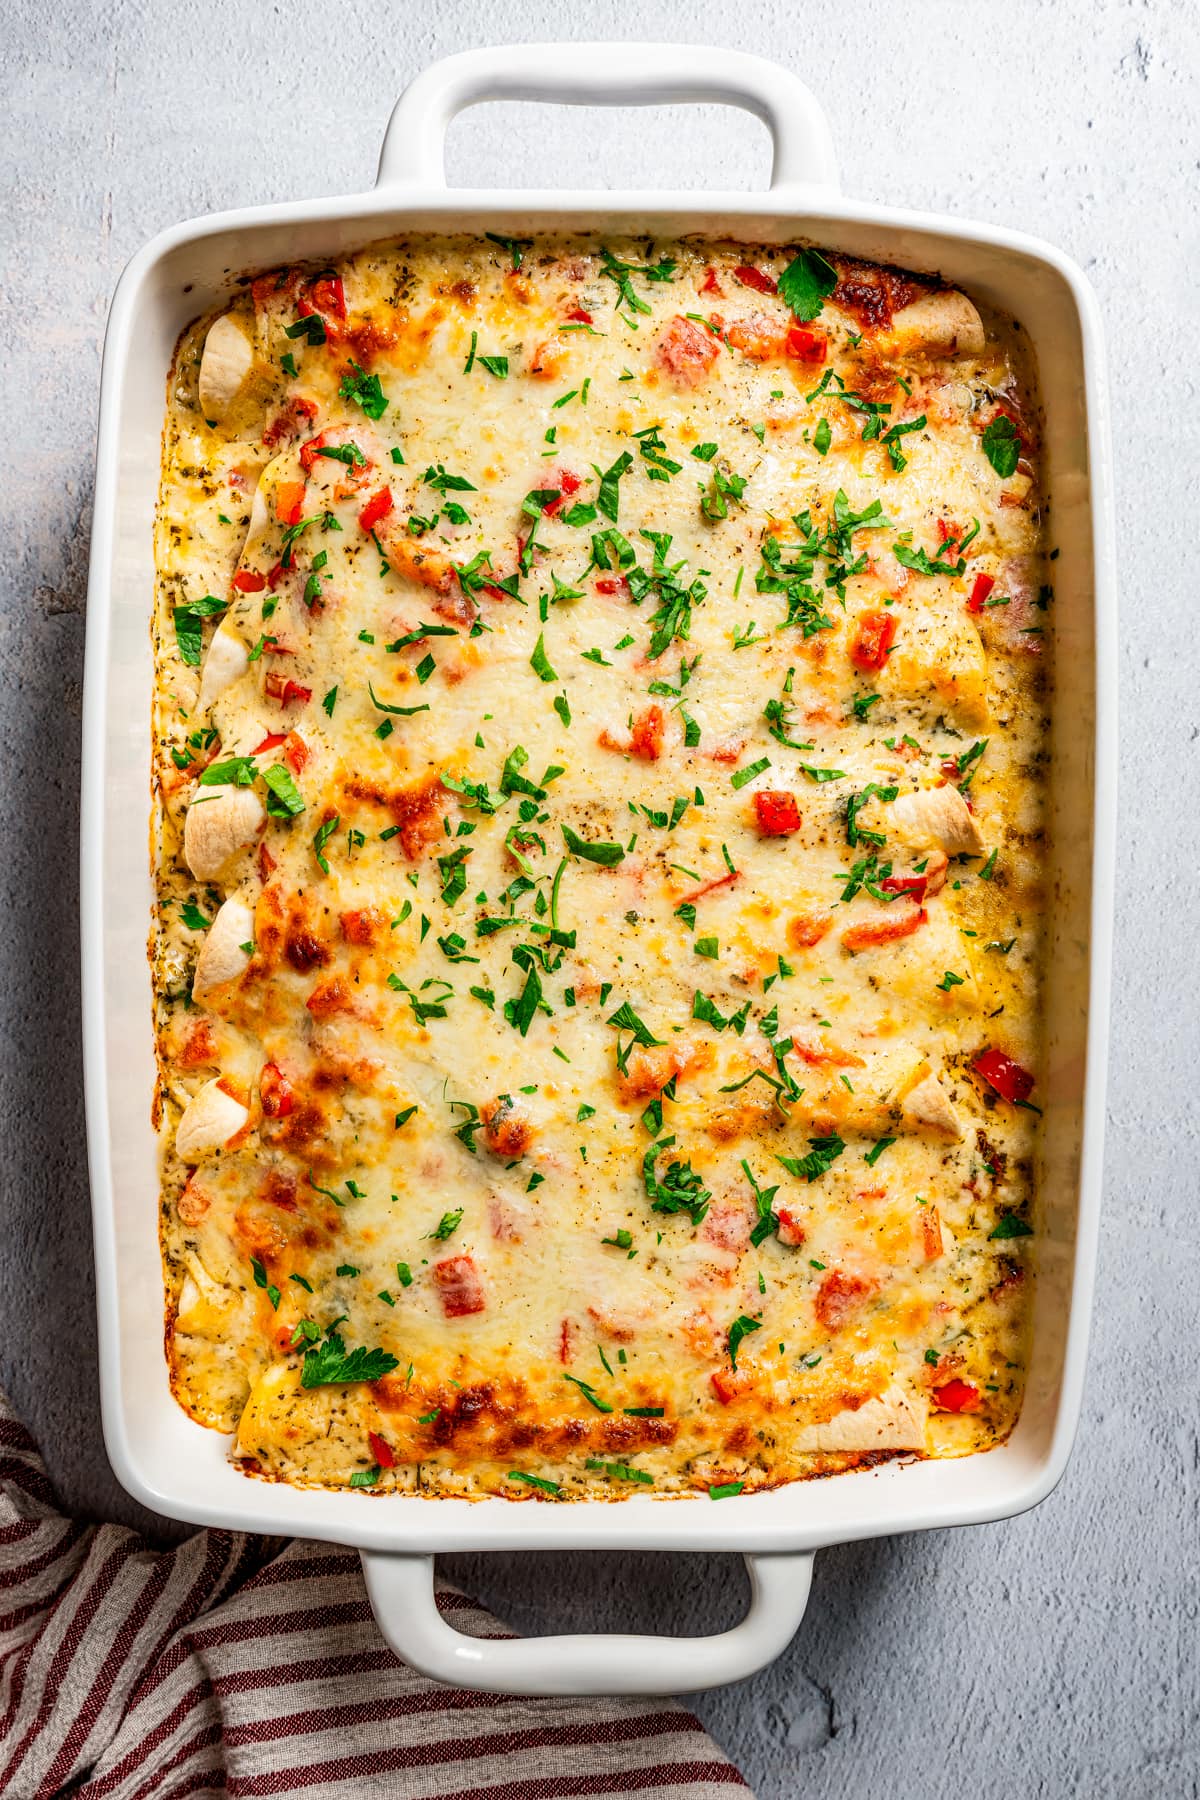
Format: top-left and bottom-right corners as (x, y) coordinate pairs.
(777, 247), (838, 322)
(299, 1329), (399, 1388)
(982, 415), (1021, 478)
(778, 1135), (846, 1182)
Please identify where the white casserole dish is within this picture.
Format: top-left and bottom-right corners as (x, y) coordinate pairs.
(81, 42), (1116, 1696)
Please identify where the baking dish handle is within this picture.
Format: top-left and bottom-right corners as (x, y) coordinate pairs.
(360, 1547), (814, 1695)
(376, 43), (838, 194)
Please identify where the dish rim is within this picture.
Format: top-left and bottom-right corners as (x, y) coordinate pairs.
(81, 71), (1116, 1560)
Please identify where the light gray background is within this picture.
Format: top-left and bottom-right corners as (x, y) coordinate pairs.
(2, 1), (1194, 1794)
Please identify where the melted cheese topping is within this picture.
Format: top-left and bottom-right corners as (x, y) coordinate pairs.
(152, 236), (1047, 1500)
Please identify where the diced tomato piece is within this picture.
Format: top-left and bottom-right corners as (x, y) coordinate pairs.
(699, 266), (723, 296)
(656, 314), (720, 386)
(968, 572), (996, 614)
(340, 906), (385, 946)
(260, 1062), (294, 1118)
(308, 274), (347, 321)
(541, 468), (581, 517)
(938, 518), (972, 559)
(231, 569), (266, 594)
(594, 576), (627, 596)
(814, 1270), (873, 1332)
(725, 315), (786, 361)
(275, 481), (306, 526)
(701, 1203), (752, 1255)
(180, 1019), (217, 1067)
(283, 731), (308, 774)
(359, 486), (393, 532)
(785, 324), (827, 363)
(481, 1093), (532, 1157)
(305, 977), (354, 1019)
(774, 1206), (806, 1247)
(264, 674), (312, 707)
(933, 1378), (981, 1413)
(432, 1255), (486, 1318)
(841, 903), (927, 953)
(787, 908), (831, 948)
(754, 790), (801, 836)
(879, 873), (928, 902)
(734, 264), (777, 295)
(972, 1048), (1036, 1105)
(368, 1430), (396, 1469)
(251, 732), (287, 755)
(566, 307), (592, 323)
(629, 705), (665, 762)
(850, 610), (898, 671)
(299, 432), (328, 474)
(710, 1366), (752, 1405)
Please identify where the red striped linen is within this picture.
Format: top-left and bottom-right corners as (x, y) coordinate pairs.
(0, 1397), (750, 1799)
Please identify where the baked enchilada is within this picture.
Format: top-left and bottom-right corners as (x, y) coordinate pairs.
(152, 234), (1047, 1499)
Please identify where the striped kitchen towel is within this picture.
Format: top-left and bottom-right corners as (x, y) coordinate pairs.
(0, 1395), (749, 1799)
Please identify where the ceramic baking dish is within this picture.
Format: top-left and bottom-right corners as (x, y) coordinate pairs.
(81, 42), (1116, 1696)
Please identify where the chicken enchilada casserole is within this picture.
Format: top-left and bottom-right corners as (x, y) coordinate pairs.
(151, 233), (1048, 1499)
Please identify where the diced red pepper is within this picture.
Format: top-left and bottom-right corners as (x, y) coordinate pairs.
(699, 266), (723, 296)
(368, 1430), (396, 1469)
(566, 307), (592, 323)
(283, 731), (309, 774)
(308, 274), (347, 321)
(594, 576), (627, 596)
(967, 572), (996, 614)
(359, 486), (394, 532)
(754, 790), (802, 836)
(259, 1063), (294, 1118)
(880, 873), (928, 902)
(251, 732), (287, 755)
(432, 1255), (486, 1318)
(275, 480), (306, 526)
(972, 1048), (1036, 1105)
(231, 569), (266, 594)
(850, 609), (898, 670)
(785, 324), (827, 363)
(734, 264), (777, 295)
(933, 1379), (982, 1413)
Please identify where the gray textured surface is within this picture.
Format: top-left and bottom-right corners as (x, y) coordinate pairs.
(2, 0), (1194, 1794)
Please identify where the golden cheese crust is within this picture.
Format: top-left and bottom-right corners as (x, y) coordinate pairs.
(151, 235), (1047, 1501)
